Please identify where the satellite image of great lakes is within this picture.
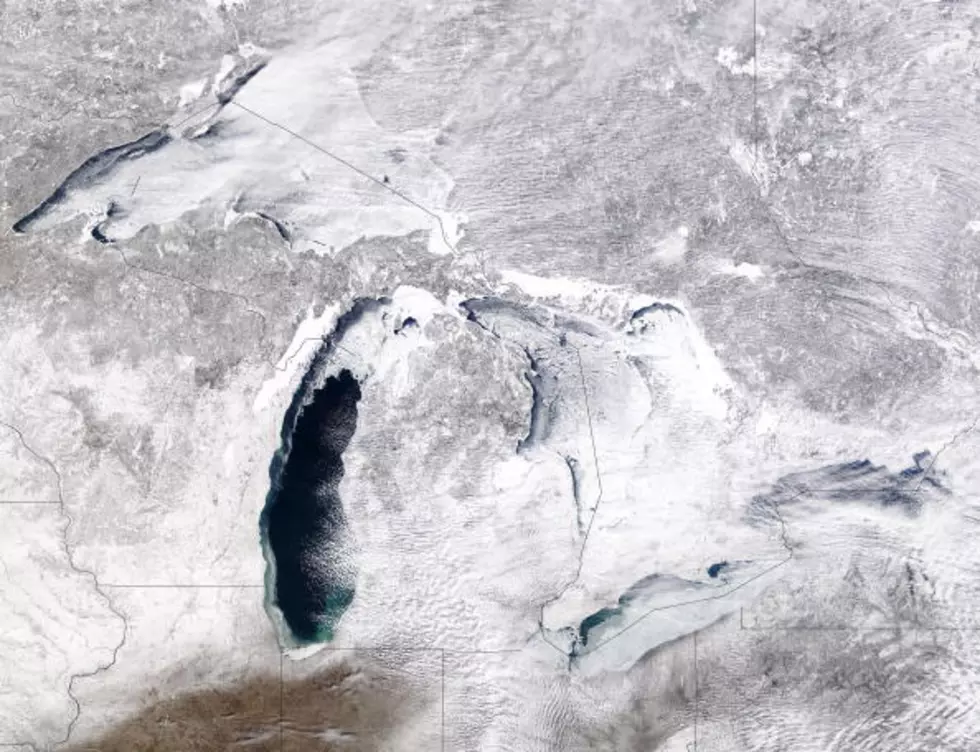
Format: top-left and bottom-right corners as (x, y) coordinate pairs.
(3, 1), (980, 750)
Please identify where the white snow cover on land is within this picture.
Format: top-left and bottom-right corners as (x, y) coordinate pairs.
(716, 259), (765, 280)
(178, 78), (208, 107)
(728, 136), (773, 195)
(252, 302), (340, 413)
(428, 210), (468, 256)
(205, 0), (248, 10)
(535, 302), (769, 642)
(289, 285), (787, 680)
(0, 507), (123, 746)
(498, 268), (670, 320)
(653, 225), (690, 264)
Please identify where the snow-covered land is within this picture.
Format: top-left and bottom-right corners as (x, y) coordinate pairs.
(3, 0), (980, 749)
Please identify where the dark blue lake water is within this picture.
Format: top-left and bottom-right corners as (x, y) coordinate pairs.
(261, 368), (361, 643)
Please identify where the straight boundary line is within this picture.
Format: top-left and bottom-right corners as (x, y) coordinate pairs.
(278, 652), (284, 752)
(290, 645), (522, 656)
(693, 632), (698, 752)
(441, 649), (446, 752)
(538, 345), (606, 656)
(752, 0), (758, 163)
(226, 100), (456, 254)
(579, 555), (793, 655)
(4, 92), (970, 752)
(3, 410), (962, 694)
(3, 22), (974, 749)
(0, 421), (128, 750)
(0, 500), (61, 505)
(738, 606), (980, 633)
(7, 54), (960, 670)
(101, 583), (265, 588)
